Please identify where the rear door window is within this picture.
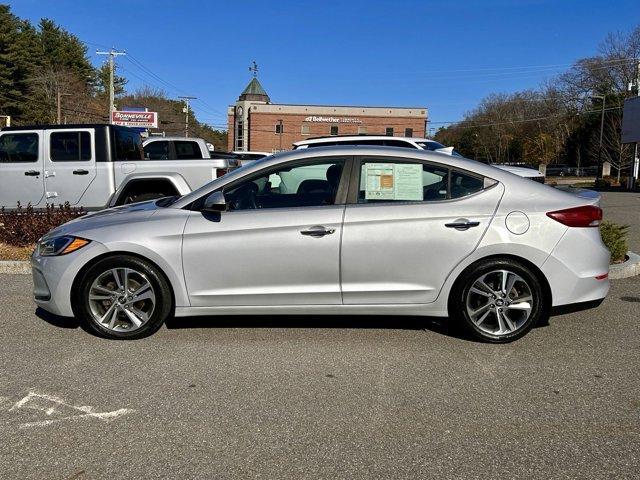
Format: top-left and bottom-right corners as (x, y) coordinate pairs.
(144, 141), (170, 160)
(357, 158), (487, 203)
(50, 131), (91, 161)
(0, 133), (39, 163)
(450, 170), (485, 198)
(175, 141), (203, 159)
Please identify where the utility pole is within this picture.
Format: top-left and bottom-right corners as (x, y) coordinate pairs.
(56, 88), (72, 124)
(591, 94), (606, 180)
(597, 95), (606, 173)
(179, 96), (197, 137)
(633, 60), (640, 189)
(96, 48), (126, 122)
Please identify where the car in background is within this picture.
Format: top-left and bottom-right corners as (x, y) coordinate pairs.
(293, 135), (546, 182)
(545, 164), (570, 176)
(32, 145), (609, 343)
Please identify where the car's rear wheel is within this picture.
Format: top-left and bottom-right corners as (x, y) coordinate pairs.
(74, 255), (172, 339)
(449, 258), (547, 343)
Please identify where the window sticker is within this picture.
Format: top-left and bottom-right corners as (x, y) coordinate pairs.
(364, 163), (423, 201)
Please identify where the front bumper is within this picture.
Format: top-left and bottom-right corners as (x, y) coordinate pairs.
(31, 241), (109, 317)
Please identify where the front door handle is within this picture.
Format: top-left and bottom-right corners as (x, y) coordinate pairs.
(445, 220), (480, 231)
(73, 169), (89, 175)
(24, 170), (40, 176)
(300, 226), (336, 237)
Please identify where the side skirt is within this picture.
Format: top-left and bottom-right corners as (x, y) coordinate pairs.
(174, 304), (449, 318)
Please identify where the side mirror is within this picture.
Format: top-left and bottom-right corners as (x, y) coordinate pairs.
(202, 191), (227, 212)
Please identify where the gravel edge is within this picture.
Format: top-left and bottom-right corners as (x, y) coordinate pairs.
(609, 251), (640, 280)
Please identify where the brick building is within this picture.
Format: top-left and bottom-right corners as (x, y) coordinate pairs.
(227, 77), (428, 152)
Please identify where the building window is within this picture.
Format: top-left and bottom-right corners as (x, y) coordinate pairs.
(301, 124), (310, 135)
(330, 125), (339, 136)
(275, 122), (283, 134)
(385, 127), (394, 136)
(235, 119), (244, 151)
(358, 126), (367, 135)
(405, 128), (413, 138)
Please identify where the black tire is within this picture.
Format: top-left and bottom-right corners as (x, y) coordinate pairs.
(73, 255), (173, 340)
(448, 258), (548, 343)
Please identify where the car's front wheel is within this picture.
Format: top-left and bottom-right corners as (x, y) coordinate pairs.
(449, 258), (548, 343)
(74, 255), (173, 339)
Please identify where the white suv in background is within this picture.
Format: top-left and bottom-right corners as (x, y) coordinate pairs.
(293, 136), (545, 182)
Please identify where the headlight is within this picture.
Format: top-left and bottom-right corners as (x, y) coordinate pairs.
(37, 236), (90, 256)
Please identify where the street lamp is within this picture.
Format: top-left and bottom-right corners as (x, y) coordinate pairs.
(592, 94), (606, 179)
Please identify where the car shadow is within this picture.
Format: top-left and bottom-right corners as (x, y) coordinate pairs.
(165, 314), (474, 340)
(35, 308), (549, 341)
(35, 307), (80, 329)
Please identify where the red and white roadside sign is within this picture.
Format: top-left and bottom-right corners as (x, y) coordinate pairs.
(111, 110), (158, 129)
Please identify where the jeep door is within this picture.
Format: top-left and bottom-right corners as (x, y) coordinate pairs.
(0, 130), (45, 208)
(43, 128), (97, 206)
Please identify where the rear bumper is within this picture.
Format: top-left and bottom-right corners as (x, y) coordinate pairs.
(541, 227), (610, 307)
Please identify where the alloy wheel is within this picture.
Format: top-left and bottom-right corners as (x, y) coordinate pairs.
(465, 269), (534, 337)
(87, 268), (156, 333)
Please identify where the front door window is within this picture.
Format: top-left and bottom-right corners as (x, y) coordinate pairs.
(224, 158), (346, 210)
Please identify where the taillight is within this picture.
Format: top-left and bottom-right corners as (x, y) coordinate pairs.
(546, 205), (602, 227)
(216, 168), (228, 178)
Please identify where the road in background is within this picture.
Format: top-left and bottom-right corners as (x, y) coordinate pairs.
(600, 191), (640, 252)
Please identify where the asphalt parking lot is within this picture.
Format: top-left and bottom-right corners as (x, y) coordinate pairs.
(0, 273), (638, 479)
(0, 191), (638, 480)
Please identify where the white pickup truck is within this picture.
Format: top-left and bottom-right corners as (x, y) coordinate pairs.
(0, 124), (234, 209)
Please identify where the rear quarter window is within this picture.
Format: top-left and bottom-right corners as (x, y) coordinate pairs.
(175, 141), (203, 160)
(113, 128), (144, 161)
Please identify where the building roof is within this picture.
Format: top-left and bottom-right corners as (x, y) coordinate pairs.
(242, 78), (267, 96)
(239, 78), (270, 102)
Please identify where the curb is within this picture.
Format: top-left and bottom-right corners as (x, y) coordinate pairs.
(609, 251), (640, 280)
(0, 260), (30, 274)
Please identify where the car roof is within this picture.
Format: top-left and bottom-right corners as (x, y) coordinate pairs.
(171, 145), (526, 209)
(143, 136), (205, 142)
(293, 136), (433, 146)
(1, 124), (126, 131)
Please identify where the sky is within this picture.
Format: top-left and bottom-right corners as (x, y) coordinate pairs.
(8, 0), (640, 131)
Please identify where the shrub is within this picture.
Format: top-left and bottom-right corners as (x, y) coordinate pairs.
(599, 220), (629, 263)
(0, 203), (85, 247)
(594, 175), (618, 189)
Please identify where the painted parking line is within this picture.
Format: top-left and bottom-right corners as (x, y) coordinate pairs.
(5, 391), (134, 429)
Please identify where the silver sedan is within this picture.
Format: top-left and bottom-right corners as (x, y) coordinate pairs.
(31, 146), (610, 342)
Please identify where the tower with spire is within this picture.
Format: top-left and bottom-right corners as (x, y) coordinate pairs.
(229, 61), (270, 151)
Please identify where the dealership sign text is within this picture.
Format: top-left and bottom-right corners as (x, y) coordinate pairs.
(304, 116), (363, 124)
(111, 111), (158, 128)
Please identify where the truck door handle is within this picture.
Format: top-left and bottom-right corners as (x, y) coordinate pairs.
(300, 226), (336, 237)
(73, 169), (89, 175)
(445, 220), (480, 231)
(24, 170), (40, 176)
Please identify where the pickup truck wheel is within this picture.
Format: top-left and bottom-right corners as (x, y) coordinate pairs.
(123, 192), (165, 204)
(74, 255), (173, 340)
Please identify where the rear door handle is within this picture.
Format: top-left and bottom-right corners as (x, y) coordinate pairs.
(300, 226), (336, 237)
(73, 169), (89, 175)
(445, 220), (480, 231)
(24, 170), (40, 176)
